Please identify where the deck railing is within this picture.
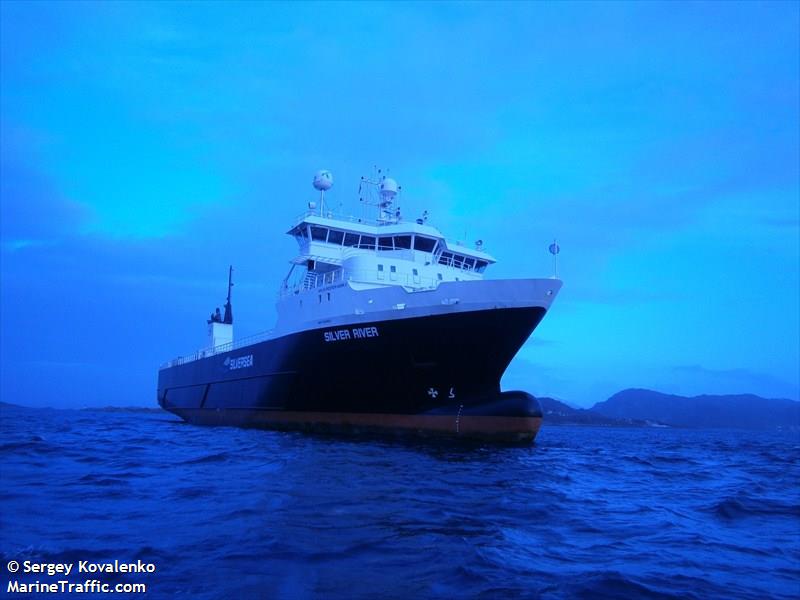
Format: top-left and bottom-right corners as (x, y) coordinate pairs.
(294, 210), (402, 228)
(280, 267), (447, 298)
(159, 328), (276, 370)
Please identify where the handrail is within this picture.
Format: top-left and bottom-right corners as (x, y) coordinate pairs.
(280, 267), (346, 297)
(294, 210), (400, 228)
(279, 267), (449, 298)
(159, 328), (276, 370)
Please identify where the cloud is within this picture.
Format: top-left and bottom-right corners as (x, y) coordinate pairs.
(760, 216), (800, 229)
(0, 124), (92, 244)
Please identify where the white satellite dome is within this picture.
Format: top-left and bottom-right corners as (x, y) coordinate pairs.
(380, 177), (398, 200)
(313, 170), (334, 191)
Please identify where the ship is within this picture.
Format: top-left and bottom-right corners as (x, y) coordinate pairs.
(157, 170), (562, 442)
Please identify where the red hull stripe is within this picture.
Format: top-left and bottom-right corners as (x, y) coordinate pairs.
(172, 408), (543, 441)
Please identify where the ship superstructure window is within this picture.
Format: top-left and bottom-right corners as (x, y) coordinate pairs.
(393, 235), (412, 249)
(360, 235), (376, 249)
(437, 273), (443, 280)
(437, 251), (480, 270)
(390, 265), (397, 280)
(343, 232), (360, 247)
(311, 226), (328, 241)
(378, 237), (393, 251)
(413, 236), (436, 252)
(328, 230), (344, 245)
(377, 264), (385, 279)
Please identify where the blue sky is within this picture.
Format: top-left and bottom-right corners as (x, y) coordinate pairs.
(1, 1), (798, 408)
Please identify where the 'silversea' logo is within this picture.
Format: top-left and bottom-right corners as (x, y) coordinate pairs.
(223, 354), (253, 370)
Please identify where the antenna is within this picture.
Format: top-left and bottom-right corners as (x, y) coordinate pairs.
(312, 170), (334, 216)
(223, 265), (234, 324)
(548, 240), (560, 278)
(360, 167), (402, 223)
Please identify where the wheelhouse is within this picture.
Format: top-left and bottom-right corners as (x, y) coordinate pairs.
(282, 210), (495, 297)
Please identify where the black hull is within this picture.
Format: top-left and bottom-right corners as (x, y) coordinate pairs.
(158, 307), (547, 441)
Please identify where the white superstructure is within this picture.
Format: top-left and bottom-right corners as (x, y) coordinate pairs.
(162, 170), (560, 367)
(273, 171), (517, 332)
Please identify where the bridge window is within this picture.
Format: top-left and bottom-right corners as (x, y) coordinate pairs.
(378, 237), (393, 251)
(438, 251), (453, 266)
(464, 257), (476, 270)
(393, 235), (412, 249)
(452, 255), (464, 269)
(310, 226), (328, 242)
(413, 236), (436, 252)
(343, 232), (360, 247)
(475, 260), (488, 273)
(328, 230), (344, 245)
(360, 235), (376, 249)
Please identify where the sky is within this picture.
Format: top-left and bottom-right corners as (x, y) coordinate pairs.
(1, 1), (798, 408)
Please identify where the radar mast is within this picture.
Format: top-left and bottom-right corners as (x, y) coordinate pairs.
(223, 265), (234, 325)
(358, 167), (402, 223)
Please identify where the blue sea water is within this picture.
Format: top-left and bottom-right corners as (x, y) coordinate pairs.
(1, 405), (798, 599)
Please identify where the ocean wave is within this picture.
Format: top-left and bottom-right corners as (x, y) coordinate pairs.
(0, 438), (59, 455)
(2, 411), (799, 599)
(180, 451), (232, 464)
(533, 570), (687, 599)
(710, 495), (800, 520)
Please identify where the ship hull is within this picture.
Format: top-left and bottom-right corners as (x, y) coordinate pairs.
(158, 306), (547, 442)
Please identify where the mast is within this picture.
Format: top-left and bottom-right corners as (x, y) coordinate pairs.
(223, 265), (233, 324)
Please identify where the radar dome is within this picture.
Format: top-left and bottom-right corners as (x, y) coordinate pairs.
(313, 170), (334, 191)
(380, 177), (398, 200)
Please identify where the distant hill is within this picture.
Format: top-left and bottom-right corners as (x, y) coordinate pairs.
(0, 402), (164, 413)
(539, 396), (661, 427)
(592, 388), (800, 431)
(82, 406), (165, 413)
(0, 401), (24, 409)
